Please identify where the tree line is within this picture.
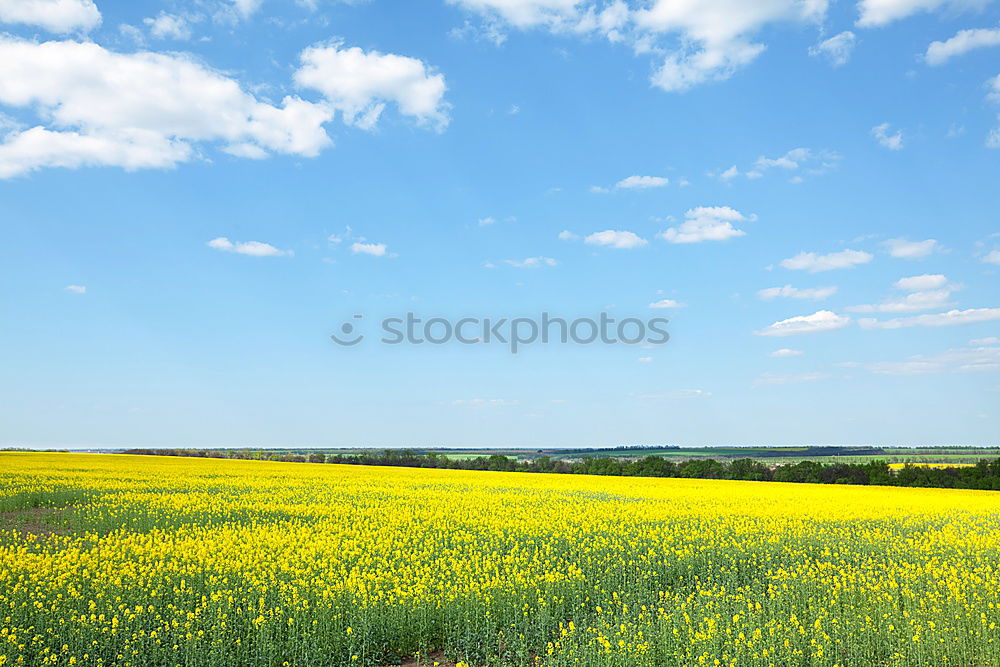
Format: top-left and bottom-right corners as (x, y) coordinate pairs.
(119, 448), (1000, 491)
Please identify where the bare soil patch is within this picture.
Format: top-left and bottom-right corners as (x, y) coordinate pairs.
(0, 506), (73, 537)
(395, 651), (458, 667)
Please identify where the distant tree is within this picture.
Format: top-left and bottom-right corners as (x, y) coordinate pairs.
(863, 460), (892, 486)
(115, 447), (1000, 492)
(486, 454), (515, 472)
(677, 459), (725, 479)
(726, 458), (773, 482)
(820, 463), (869, 485)
(773, 461), (823, 484)
(628, 456), (677, 478)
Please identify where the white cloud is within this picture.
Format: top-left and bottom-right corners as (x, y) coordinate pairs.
(0, 127), (194, 177)
(633, 389), (711, 399)
(871, 122), (903, 150)
(327, 227), (354, 245)
(848, 360), (945, 375)
(925, 27), (1000, 65)
(982, 249), (1000, 265)
(584, 229), (648, 249)
(754, 147), (811, 170)
(947, 123), (967, 138)
(64, 284), (86, 294)
(116, 23), (144, 45)
(450, 0), (829, 92)
(445, 0), (588, 32)
(717, 165), (740, 181)
(859, 308), (1000, 329)
(809, 30), (856, 66)
(739, 147), (840, 182)
(504, 256), (558, 268)
(989, 124), (1000, 148)
(452, 398), (519, 407)
(637, 356), (653, 363)
(649, 298), (685, 308)
(843, 339), (1000, 375)
(985, 73), (1000, 103)
(479, 215), (515, 227)
(208, 237), (291, 257)
(780, 249), (873, 272)
(895, 273), (948, 290)
(988, 76), (1000, 147)
(757, 284), (837, 300)
(636, 0), (827, 92)
(351, 241), (388, 257)
(225, 0), (359, 20)
(848, 289), (956, 313)
(660, 206), (751, 244)
(884, 237), (938, 259)
(0, 37), (449, 178)
(615, 174), (669, 189)
(770, 348), (804, 357)
(756, 310), (851, 336)
(857, 0), (988, 27)
(0, 37), (337, 178)
(0, 0), (100, 33)
(592, 174), (669, 191)
(970, 336), (999, 345)
(227, 0), (265, 19)
(294, 42), (450, 131)
(754, 371), (829, 385)
(558, 229), (580, 241)
(598, 0), (630, 37)
(848, 274), (958, 312)
(143, 12), (192, 40)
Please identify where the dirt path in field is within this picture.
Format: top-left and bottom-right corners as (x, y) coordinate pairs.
(394, 651), (457, 667)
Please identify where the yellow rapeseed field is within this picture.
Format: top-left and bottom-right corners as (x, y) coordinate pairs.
(887, 463), (977, 470)
(2, 453), (999, 666)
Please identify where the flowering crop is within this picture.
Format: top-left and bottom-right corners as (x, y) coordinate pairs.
(2, 453), (999, 666)
(887, 463), (976, 470)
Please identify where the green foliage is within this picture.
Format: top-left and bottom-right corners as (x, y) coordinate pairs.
(120, 448), (1000, 491)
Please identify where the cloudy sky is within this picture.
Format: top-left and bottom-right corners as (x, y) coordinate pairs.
(1, 0), (998, 448)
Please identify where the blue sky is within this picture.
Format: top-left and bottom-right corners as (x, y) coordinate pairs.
(0, 0), (998, 448)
